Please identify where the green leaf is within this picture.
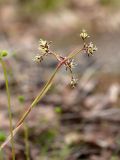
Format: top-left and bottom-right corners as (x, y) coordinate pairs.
(0, 132), (6, 142)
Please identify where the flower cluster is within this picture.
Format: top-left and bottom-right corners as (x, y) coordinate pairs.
(38, 39), (51, 54)
(33, 54), (43, 63)
(34, 39), (52, 63)
(34, 29), (97, 87)
(86, 42), (97, 56)
(80, 29), (90, 41)
(65, 59), (77, 71)
(70, 77), (78, 88)
(80, 29), (97, 56)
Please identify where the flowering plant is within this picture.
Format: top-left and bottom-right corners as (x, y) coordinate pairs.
(0, 30), (97, 153)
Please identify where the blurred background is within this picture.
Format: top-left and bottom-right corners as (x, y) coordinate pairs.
(0, 0), (120, 159)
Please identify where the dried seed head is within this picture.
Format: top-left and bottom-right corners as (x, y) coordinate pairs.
(38, 39), (50, 54)
(80, 29), (90, 41)
(70, 78), (78, 88)
(33, 55), (43, 63)
(69, 59), (77, 68)
(86, 42), (97, 56)
(66, 59), (77, 70)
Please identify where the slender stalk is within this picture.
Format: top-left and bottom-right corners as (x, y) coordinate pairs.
(0, 47), (83, 151)
(16, 62), (62, 128)
(0, 60), (15, 160)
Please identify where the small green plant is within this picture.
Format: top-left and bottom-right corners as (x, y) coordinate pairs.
(0, 51), (15, 160)
(55, 106), (62, 114)
(18, 95), (25, 104)
(0, 30), (97, 153)
(38, 129), (57, 152)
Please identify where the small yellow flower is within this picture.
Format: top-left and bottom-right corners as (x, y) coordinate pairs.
(80, 29), (90, 41)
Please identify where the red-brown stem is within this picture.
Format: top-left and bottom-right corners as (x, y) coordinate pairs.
(16, 61), (63, 128)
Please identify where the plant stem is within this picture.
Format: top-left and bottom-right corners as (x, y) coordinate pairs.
(0, 60), (15, 160)
(0, 47), (83, 150)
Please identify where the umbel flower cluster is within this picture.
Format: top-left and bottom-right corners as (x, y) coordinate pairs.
(34, 30), (97, 87)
